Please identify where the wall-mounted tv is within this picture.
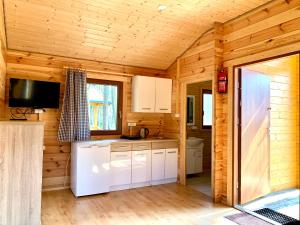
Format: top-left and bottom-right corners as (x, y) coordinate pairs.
(9, 78), (60, 109)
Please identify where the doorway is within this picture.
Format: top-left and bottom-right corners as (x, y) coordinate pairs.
(185, 81), (213, 197)
(236, 54), (300, 221)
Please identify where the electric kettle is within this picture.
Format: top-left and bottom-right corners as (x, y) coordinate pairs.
(139, 128), (149, 139)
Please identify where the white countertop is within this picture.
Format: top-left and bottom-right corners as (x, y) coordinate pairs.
(73, 138), (178, 147)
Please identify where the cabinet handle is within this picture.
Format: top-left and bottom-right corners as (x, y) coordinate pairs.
(159, 108), (168, 110)
(154, 152), (164, 154)
(142, 107), (151, 110)
(137, 145), (148, 148)
(167, 151), (177, 154)
(135, 153), (146, 156)
(115, 154), (128, 158)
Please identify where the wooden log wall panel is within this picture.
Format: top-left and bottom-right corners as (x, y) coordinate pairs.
(163, 62), (180, 140)
(187, 81), (212, 172)
(164, 26), (226, 202)
(245, 54), (299, 192)
(5, 49), (167, 189)
(222, 0), (300, 205)
(0, 0), (6, 120)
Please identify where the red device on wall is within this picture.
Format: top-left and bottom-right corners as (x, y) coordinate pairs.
(217, 68), (228, 93)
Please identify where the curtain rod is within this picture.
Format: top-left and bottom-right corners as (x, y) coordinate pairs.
(63, 66), (134, 77)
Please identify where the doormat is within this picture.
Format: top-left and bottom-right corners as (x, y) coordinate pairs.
(225, 212), (272, 225)
(254, 208), (299, 225)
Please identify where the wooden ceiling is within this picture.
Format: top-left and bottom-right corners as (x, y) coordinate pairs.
(4, 0), (271, 69)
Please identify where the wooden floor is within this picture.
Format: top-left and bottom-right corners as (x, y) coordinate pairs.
(42, 183), (238, 225)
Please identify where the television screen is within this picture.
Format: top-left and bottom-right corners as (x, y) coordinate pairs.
(9, 78), (60, 109)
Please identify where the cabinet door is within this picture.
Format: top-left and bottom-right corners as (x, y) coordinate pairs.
(165, 148), (178, 179)
(155, 78), (172, 113)
(132, 150), (151, 184)
(186, 148), (195, 175)
(194, 149), (203, 173)
(132, 76), (156, 112)
(151, 149), (165, 183)
(110, 151), (132, 187)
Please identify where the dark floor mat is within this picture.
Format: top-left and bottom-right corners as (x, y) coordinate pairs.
(254, 208), (299, 224)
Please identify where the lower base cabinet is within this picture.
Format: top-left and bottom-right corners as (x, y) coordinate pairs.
(110, 151), (132, 191)
(165, 148), (178, 183)
(131, 150), (151, 188)
(151, 149), (166, 185)
(109, 147), (178, 191)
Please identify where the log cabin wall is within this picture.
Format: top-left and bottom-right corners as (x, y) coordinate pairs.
(245, 55), (299, 192)
(5, 49), (167, 190)
(223, 0), (300, 205)
(0, 0), (6, 120)
(187, 81), (212, 173)
(164, 23), (226, 203)
(165, 0), (300, 205)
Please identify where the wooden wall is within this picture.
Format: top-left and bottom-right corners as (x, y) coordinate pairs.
(245, 54), (299, 192)
(187, 81), (212, 172)
(164, 22), (226, 202)
(223, 0), (300, 205)
(5, 50), (167, 190)
(0, 0), (6, 120)
(165, 0), (300, 205)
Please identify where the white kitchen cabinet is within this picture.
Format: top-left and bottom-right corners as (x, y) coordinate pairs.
(131, 150), (151, 188)
(155, 78), (172, 113)
(132, 76), (156, 112)
(165, 148), (178, 183)
(151, 149), (165, 185)
(132, 75), (172, 113)
(110, 151), (132, 191)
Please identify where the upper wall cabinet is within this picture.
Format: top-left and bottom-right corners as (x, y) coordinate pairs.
(155, 78), (172, 113)
(132, 76), (172, 113)
(132, 76), (156, 112)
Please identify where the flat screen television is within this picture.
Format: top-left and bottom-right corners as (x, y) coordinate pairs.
(9, 78), (60, 109)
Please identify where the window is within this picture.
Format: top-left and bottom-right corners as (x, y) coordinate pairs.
(87, 79), (123, 135)
(202, 89), (212, 129)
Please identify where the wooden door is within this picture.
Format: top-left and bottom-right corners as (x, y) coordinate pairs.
(239, 68), (271, 204)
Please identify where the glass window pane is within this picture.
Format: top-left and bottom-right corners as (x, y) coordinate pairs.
(203, 93), (212, 126)
(87, 83), (118, 131)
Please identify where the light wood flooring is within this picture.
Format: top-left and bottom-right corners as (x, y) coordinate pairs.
(42, 183), (238, 225)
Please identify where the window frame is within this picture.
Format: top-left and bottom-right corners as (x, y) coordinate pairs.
(202, 89), (212, 129)
(87, 78), (123, 136)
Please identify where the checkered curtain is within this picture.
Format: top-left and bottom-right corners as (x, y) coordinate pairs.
(58, 69), (90, 142)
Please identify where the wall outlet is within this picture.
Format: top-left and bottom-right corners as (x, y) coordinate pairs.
(128, 122), (136, 127)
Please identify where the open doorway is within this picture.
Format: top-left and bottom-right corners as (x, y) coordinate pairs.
(185, 81), (213, 197)
(236, 54), (299, 222)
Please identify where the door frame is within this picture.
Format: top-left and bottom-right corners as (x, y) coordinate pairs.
(178, 77), (215, 201)
(232, 51), (300, 206)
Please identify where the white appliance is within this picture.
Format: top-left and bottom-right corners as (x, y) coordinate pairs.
(71, 142), (110, 197)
